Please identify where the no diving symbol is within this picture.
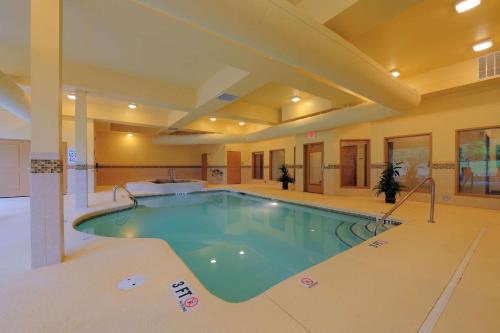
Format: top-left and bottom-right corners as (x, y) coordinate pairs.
(300, 277), (318, 288)
(184, 297), (199, 308)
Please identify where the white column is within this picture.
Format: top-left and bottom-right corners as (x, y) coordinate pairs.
(30, 0), (63, 268)
(87, 119), (95, 193)
(75, 89), (88, 208)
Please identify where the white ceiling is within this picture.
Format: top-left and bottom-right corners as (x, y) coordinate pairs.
(0, 0), (429, 137)
(0, 0), (225, 89)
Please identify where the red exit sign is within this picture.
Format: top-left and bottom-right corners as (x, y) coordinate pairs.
(307, 131), (316, 139)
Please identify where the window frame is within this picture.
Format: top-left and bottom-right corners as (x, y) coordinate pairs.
(252, 151), (264, 180)
(339, 139), (371, 189)
(384, 133), (433, 192)
(455, 125), (500, 199)
(269, 149), (285, 181)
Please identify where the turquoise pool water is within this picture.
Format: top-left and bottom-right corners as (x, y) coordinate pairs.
(76, 191), (385, 302)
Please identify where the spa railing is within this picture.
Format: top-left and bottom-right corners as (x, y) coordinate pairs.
(112, 185), (138, 207)
(372, 177), (436, 236)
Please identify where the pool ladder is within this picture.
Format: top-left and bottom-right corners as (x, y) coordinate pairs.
(112, 185), (138, 207)
(373, 177), (436, 236)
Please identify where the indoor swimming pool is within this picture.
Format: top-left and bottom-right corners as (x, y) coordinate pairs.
(76, 191), (387, 302)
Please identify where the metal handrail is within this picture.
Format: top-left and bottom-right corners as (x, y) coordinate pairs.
(112, 185), (138, 207)
(373, 177), (436, 235)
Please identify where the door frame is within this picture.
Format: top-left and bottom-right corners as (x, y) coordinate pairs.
(0, 139), (30, 197)
(339, 139), (371, 189)
(303, 142), (324, 194)
(226, 151), (241, 184)
(269, 149), (285, 181)
(252, 151), (264, 179)
(201, 153), (208, 181)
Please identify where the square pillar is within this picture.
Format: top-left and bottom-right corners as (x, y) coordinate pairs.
(30, 0), (64, 268)
(75, 89), (88, 208)
(87, 119), (95, 193)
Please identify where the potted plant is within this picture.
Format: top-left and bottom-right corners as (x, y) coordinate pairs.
(373, 162), (405, 204)
(278, 164), (295, 190)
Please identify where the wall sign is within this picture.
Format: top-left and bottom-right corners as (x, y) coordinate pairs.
(68, 148), (76, 164)
(170, 279), (200, 312)
(307, 131), (316, 139)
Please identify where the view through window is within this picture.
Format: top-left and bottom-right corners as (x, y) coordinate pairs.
(269, 149), (285, 180)
(386, 134), (431, 190)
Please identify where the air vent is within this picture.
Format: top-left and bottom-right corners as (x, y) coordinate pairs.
(216, 93), (239, 102)
(478, 51), (500, 80)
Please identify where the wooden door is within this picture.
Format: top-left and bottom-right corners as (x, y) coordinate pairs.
(252, 152), (264, 179)
(0, 139), (30, 197)
(341, 145), (357, 186)
(304, 142), (324, 194)
(201, 153), (208, 181)
(227, 151), (241, 184)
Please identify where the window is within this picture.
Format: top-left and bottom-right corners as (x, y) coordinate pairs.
(340, 140), (370, 188)
(252, 152), (264, 179)
(457, 126), (500, 197)
(269, 149), (285, 180)
(385, 134), (431, 190)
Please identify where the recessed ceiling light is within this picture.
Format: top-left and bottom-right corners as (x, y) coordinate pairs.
(270, 202), (278, 206)
(128, 103), (137, 110)
(473, 40), (493, 52)
(239, 250), (245, 255)
(209, 117), (217, 122)
(67, 94), (76, 100)
(239, 121), (245, 126)
(291, 96), (301, 103)
(391, 70), (401, 78)
(455, 0), (481, 13)
(210, 259), (217, 264)
(127, 133), (133, 137)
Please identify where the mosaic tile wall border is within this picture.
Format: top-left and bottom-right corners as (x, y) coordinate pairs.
(31, 159), (63, 174)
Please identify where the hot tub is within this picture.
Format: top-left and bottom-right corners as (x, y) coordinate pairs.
(126, 179), (205, 195)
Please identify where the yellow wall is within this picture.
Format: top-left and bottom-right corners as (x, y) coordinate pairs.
(95, 131), (203, 166)
(94, 131), (205, 185)
(234, 79), (500, 209)
(227, 136), (297, 186)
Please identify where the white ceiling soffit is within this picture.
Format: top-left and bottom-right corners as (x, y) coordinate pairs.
(153, 103), (398, 144)
(0, 70), (30, 122)
(296, 0), (358, 24)
(135, 0), (420, 111)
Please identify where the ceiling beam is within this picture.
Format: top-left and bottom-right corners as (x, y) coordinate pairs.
(216, 101), (280, 125)
(168, 73), (269, 130)
(296, 0), (358, 23)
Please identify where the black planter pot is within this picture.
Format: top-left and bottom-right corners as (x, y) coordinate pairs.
(282, 182), (289, 190)
(385, 194), (396, 204)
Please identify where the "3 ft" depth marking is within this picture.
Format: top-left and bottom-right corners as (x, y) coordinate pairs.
(170, 280), (200, 312)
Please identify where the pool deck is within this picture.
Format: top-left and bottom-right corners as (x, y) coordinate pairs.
(0, 184), (499, 332)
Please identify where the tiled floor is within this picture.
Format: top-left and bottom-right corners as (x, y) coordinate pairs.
(0, 185), (499, 332)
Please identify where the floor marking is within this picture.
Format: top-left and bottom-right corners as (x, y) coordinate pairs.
(300, 277), (318, 288)
(170, 279), (200, 312)
(417, 227), (486, 333)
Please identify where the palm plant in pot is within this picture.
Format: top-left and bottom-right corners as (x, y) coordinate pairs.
(373, 162), (405, 204)
(278, 164), (295, 190)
